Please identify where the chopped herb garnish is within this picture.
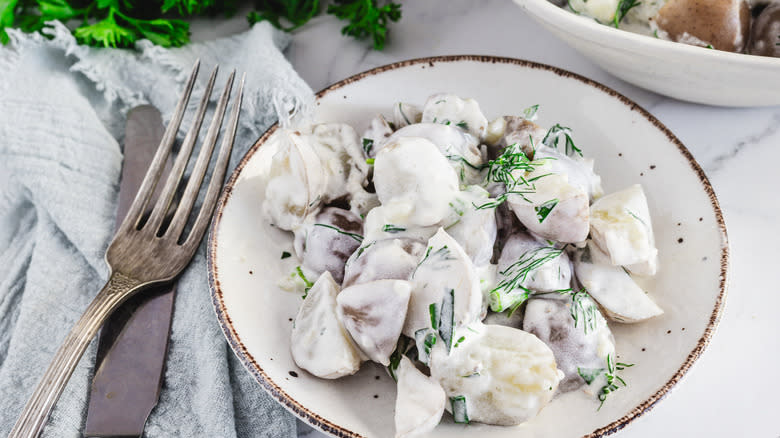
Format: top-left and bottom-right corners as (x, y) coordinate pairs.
(598, 354), (635, 409)
(449, 199), (466, 217)
(455, 121), (468, 130)
(429, 302), (441, 329)
(542, 124), (582, 157)
(434, 99), (445, 104)
(445, 154), (487, 171)
(313, 223), (364, 243)
(705, 44), (714, 49)
(366, 158), (375, 165)
(295, 266), (313, 298)
(523, 104), (540, 120)
(382, 224), (406, 233)
(387, 336), (413, 381)
(653, 29), (659, 38)
(535, 198), (559, 223)
(553, 288), (600, 334)
(489, 247), (563, 312)
(362, 138), (374, 155)
(439, 288), (455, 353)
(354, 241), (375, 259)
(451, 396), (470, 424)
(454, 335), (466, 348)
(281, 251), (292, 259)
(577, 367), (605, 385)
(476, 143), (550, 209)
(613, 0), (641, 28)
(414, 328), (437, 365)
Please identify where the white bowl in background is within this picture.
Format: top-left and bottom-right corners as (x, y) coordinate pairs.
(514, 0), (780, 107)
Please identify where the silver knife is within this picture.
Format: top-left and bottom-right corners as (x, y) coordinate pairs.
(84, 105), (176, 437)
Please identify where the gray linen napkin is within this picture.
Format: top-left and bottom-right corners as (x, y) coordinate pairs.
(0, 19), (312, 437)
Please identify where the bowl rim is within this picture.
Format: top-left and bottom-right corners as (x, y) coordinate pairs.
(515, 0), (780, 68)
(207, 55), (730, 438)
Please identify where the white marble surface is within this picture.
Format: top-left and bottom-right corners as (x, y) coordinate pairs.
(197, 1), (780, 436)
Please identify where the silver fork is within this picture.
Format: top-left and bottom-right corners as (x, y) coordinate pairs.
(8, 61), (245, 438)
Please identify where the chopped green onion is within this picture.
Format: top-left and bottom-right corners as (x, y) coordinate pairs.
(450, 396), (470, 424)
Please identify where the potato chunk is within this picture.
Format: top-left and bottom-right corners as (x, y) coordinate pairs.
(291, 272), (362, 378)
(374, 137), (460, 227)
(342, 238), (427, 287)
(394, 357), (446, 438)
(507, 168), (590, 244)
(404, 228), (482, 338)
(421, 93), (488, 139)
(523, 297), (615, 392)
(296, 207), (363, 284)
(337, 279), (412, 365)
(655, 0), (751, 52)
(572, 241), (663, 323)
(589, 184), (658, 275)
(429, 324), (563, 426)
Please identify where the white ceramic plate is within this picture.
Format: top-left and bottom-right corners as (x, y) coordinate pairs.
(208, 56), (729, 438)
(514, 0), (780, 107)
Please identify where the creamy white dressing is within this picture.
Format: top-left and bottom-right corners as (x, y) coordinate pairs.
(374, 136), (460, 227)
(523, 297), (615, 392)
(291, 272), (362, 378)
(590, 184), (658, 272)
(507, 165), (590, 243)
(403, 228), (482, 337)
(264, 94), (663, 435)
(573, 241), (663, 323)
(429, 323), (563, 426)
(394, 356), (446, 438)
(337, 279), (412, 366)
(421, 93), (489, 139)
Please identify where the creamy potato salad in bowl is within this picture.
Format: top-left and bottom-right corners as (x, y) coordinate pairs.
(208, 56), (728, 438)
(513, 0), (780, 106)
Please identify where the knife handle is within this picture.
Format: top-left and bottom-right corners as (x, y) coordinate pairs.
(9, 272), (145, 438)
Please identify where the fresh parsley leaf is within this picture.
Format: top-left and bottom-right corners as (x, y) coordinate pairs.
(247, 0), (320, 32)
(327, 0), (401, 50)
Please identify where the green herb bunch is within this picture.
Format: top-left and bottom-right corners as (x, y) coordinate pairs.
(0, 0), (401, 49)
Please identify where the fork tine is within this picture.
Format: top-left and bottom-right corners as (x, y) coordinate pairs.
(144, 65), (219, 236)
(183, 73), (244, 250)
(118, 59), (200, 236)
(165, 70), (236, 241)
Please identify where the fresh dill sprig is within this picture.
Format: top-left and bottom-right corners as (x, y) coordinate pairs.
(542, 124), (583, 157)
(295, 266), (313, 298)
(456, 121), (469, 130)
(474, 143), (549, 209)
(598, 354), (635, 409)
(488, 247), (563, 312)
(313, 223), (364, 243)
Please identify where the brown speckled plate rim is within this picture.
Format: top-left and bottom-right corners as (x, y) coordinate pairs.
(207, 55), (729, 438)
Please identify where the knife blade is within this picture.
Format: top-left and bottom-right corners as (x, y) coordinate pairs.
(84, 105), (176, 438)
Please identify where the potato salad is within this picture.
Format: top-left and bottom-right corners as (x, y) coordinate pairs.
(557, 0), (780, 58)
(263, 94), (663, 436)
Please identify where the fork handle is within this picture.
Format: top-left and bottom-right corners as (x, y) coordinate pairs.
(9, 272), (145, 438)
